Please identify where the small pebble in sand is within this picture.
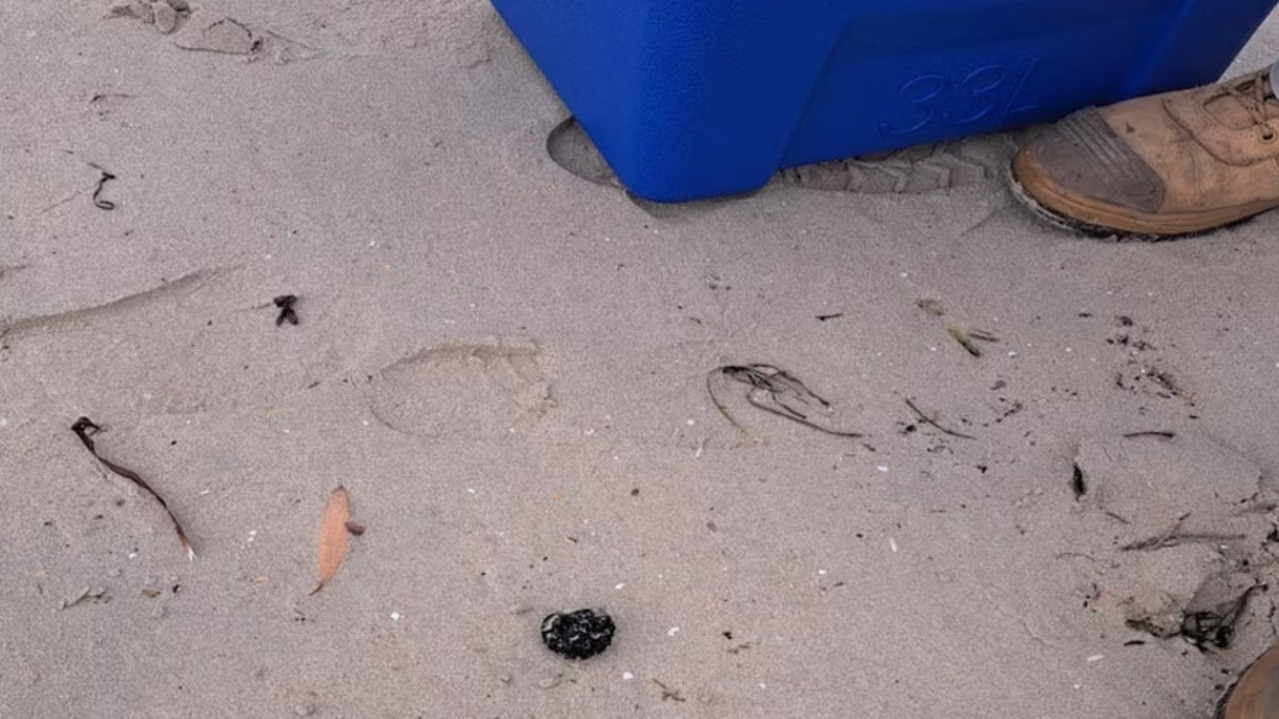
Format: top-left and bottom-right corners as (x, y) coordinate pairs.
(293, 704), (315, 717)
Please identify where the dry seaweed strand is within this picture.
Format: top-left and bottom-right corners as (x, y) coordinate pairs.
(312, 485), (352, 595)
(652, 679), (687, 702)
(1119, 512), (1246, 551)
(60, 587), (108, 609)
(945, 325), (1000, 358)
(904, 398), (977, 440)
(915, 298), (946, 316)
(1123, 430), (1176, 439)
(707, 364), (861, 437)
(1125, 516), (1243, 545)
(945, 326), (983, 357)
(89, 165), (116, 210)
(70, 417), (194, 560)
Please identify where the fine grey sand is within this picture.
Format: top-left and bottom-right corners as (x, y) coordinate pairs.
(5, 3), (1279, 717)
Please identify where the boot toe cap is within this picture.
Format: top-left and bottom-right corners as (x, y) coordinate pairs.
(1015, 106), (1165, 215)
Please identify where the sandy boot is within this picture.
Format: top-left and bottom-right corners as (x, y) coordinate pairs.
(1011, 67), (1279, 239)
(1217, 641), (1279, 718)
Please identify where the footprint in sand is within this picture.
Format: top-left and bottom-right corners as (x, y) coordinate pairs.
(171, 17), (321, 63)
(108, 3), (321, 64)
(1066, 431), (1275, 649)
(368, 337), (554, 439)
(107, 0), (190, 35)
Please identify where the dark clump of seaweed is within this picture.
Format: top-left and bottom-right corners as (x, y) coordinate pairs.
(707, 363), (861, 437)
(273, 294), (299, 326)
(541, 608), (615, 660)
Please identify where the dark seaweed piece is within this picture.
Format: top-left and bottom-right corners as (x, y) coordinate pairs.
(91, 169), (117, 210)
(541, 609), (615, 660)
(1182, 584), (1257, 650)
(903, 398), (976, 440)
(70, 417), (194, 560)
(1070, 463), (1087, 499)
(652, 679), (687, 702)
(273, 294), (299, 326)
(707, 363), (861, 437)
(1123, 431), (1176, 440)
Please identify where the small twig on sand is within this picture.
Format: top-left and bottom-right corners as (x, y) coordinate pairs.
(1120, 512), (1245, 551)
(904, 398), (976, 440)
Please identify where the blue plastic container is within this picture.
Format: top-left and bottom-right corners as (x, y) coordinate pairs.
(492, 0), (1279, 202)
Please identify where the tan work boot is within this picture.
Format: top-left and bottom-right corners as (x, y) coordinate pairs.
(1217, 641), (1279, 718)
(1010, 68), (1279, 239)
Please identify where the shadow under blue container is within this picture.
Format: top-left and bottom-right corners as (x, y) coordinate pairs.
(492, 0), (1279, 202)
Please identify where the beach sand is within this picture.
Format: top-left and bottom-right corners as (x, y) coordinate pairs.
(4, 2), (1279, 716)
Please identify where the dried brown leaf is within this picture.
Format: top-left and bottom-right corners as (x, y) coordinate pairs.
(311, 486), (351, 595)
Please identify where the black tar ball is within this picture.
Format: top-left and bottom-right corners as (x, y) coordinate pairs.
(541, 609), (615, 660)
